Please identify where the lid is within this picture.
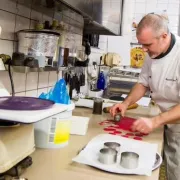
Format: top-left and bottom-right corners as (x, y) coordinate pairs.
(0, 96), (55, 110)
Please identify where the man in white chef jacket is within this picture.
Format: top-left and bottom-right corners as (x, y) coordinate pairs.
(110, 13), (180, 180)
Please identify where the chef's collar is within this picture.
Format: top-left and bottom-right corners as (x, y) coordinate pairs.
(153, 33), (176, 59)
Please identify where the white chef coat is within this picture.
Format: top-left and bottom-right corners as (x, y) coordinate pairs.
(139, 35), (180, 114)
(138, 35), (180, 180)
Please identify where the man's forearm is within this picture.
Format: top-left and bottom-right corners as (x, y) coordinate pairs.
(153, 104), (180, 128)
(123, 83), (148, 106)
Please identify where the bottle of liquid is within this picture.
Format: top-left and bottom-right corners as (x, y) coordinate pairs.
(97, 70), (105, 90)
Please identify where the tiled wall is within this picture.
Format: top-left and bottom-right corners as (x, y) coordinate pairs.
(0, 0), (85, 97)
(131, 0), (180, 43)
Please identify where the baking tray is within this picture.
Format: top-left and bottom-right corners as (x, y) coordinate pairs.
(73, 134), (160, 176)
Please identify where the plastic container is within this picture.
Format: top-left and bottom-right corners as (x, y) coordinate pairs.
(97, 71), (105, 90)
(92, 98), (103, 115)
(34, 103), (75, 149)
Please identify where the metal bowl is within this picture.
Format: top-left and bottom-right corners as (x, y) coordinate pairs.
(104, 142), (121, 151)
(99, 148), (117, 165)
(120, 152), (139, 169)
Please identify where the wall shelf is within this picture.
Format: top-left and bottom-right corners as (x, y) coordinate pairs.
(4, 65), (61, 73)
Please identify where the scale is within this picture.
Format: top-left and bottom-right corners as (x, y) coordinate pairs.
(0, 84), (70, 179)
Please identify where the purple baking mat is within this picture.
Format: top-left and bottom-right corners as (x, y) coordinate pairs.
(0, 96), (55, 110)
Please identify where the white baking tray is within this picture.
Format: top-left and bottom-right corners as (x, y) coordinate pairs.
(73, 134), (158, 176)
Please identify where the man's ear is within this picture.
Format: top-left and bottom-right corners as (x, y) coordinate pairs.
(162, 33), (168, 39)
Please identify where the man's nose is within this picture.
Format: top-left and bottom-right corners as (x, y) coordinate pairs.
(142, 46), (148, 52)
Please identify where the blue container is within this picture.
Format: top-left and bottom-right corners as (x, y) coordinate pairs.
(97, 71), (105, 90)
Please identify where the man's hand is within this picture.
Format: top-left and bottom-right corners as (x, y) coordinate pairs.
(131, 117), (157, 134)
(110, 102), (129, 117)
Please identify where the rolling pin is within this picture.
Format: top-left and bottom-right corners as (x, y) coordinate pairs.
(103, 103), (139, 113)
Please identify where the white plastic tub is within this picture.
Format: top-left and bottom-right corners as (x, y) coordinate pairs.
(34, 103), (75, 149)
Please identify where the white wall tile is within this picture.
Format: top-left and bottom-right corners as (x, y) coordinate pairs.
(0, 10), (15, 40)
(135, 3), (146, 14)
(38, 72), (49, 88)
(170, 26), (178, 34)
(134, 14), (144, 23)
(111, 2), (122, 10)
(13, 41), (18, 52)
(17, 4), (31, 18)
(62, 9), (70, 18)
(171, 30), (178, 35)
(57, 71), (62, 80)
(148, 0), (158, 3)
(89, 52), (103, 65)
(167, 4), (179, 15)
(0, 40), (13, 57)
(30, 20), (37, 29)
(0, 0), (17, 14)
(25, 90), (37, 97)
(146, 2), (158, 13)
(15, 92), (26, 96)
(168, 15), (179, 26)
(102, 1), (111, 12)
(31, 10), (43, 21)
(26, 72), (38, 90)
(15, 16), (30, 32)
(43, 14), (52, 23)
(47, 86), (53, 92)
(54, 12), (62, 22)
(48, 71), (57, 86)
(18, 0), (32, 6)
(98, 42), (107, 51)
(156, 3), (168, 11)
(13, 72), (26, 92)
(0, 71), (12, 93)
(169, 0), (180, 4)
(37, 88), (48, 97)
(169, 20), (179, 27)
(158, 0), (168, 3)
(91, 47), (105, 54)
(99, 35), (108, 43)
(136, 0), (146, 2)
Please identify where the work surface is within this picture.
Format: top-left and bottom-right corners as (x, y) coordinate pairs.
(23, 106), (164, 180)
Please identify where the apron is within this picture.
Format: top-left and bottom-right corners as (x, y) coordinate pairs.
(140, 39), (180, 180)
(164, 124), (180, 180)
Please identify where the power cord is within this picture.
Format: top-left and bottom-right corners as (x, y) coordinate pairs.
(0, 54), (15, 96)
(8, 60), (15, 96)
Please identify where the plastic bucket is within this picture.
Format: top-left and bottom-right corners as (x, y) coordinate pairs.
(34, 103), (74, 149)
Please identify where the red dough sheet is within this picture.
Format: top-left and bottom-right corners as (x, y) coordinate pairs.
(116, 116), (136, 131)
(99, 116), (148, 141)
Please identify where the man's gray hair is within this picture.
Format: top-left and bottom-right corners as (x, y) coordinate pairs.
(136, 14), (170, 37)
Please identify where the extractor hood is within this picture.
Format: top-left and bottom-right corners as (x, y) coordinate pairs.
(56, 0), (123, 36)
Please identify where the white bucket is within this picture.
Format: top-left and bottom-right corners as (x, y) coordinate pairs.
(34, 103), (74, 149)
